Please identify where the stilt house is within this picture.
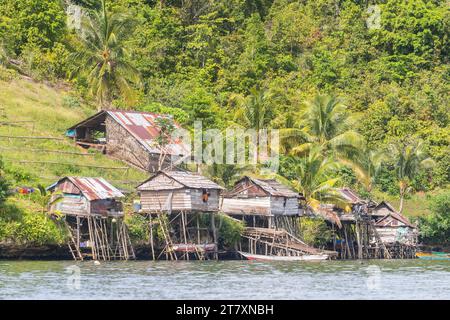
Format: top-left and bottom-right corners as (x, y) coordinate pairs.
(372, 201), (418, 245)
(136, 170), (224, 213)
(66, 110), (189, 172)
(136, 170), (225, 261)
(47, 177), (135, 261)
(221, 176), (302, 229)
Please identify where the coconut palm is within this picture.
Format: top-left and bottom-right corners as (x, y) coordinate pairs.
(389, 141), (435, 213)
(231, 86), (275, 163)
(278, 146), (345, 212)
(339, 148), (386, 193)
(73, 0), (140, 109)
(232, 86), (274, 132)
(281, 94), (364, 157)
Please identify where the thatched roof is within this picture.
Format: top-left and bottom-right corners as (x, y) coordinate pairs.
(137, 170), (224, 191)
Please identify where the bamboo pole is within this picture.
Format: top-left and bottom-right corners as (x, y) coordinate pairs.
(149, 214), (155, 261)
(0, 135), (64, 140)
(17, 160), (128, 170)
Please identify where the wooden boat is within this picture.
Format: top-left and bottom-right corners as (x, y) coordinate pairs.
(238, 251), (329, 262)
(171, 243), (216, 253)
(416, 251), (450, 260)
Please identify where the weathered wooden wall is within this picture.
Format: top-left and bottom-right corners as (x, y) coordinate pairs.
(140, 189), (192, 212)
(270, 196), (300, 216)
(140, 188), (221, 212)
(221, 197), (271, 216)
(190, 189), (220, 212)
(105, 116), (154, 171)
(52, 194), (89, 216)
(375, 227), (417, 244)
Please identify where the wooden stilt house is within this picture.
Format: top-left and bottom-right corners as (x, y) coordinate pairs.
(136, 170), (225, 260)
(48, 177), (135, 261)
(66, 110), (189, 172)
(372, 201), (418, 245)
(221, 177), (335, 259)
(221, 176), (302, 230)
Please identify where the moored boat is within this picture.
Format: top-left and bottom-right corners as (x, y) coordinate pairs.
(238, 251), (329, 262)
(416, 251), (450, 260)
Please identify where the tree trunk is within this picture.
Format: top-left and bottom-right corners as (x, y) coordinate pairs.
(399, 194), (404, 213)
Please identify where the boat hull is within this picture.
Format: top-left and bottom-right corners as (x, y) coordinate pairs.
(416, 252), (450, 260)
(238, 251), (329, 262)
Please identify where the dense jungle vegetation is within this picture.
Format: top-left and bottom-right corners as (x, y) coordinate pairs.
(0, 0), (448, 246)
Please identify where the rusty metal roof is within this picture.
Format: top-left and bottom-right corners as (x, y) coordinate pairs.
(247, 177), (300, 198)
(68, 110), (190, 156)
(338, 188), (364, 204)
(138, 170), (224, 191)
(374, 201), (414, 228)
(50, 177), (125, 201)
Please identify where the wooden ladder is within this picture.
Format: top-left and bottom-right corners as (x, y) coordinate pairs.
(65, 222), (83, 261)
(368, 220), (392, 259)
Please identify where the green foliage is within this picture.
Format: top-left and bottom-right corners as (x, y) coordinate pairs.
(216, 213), (245, 248)
(0, 0), (448, 235)
(72, 0), (141, 108)
(198, 213), (245, 248)
(299, 217), (332, 247)
(419, 191), (450, 245)
(279, 146), (344, 210)
(140, 103), (189, 125)
(0, 157), (10, 205)
(0, 0), (67, 54)
(0, 201), (66, 245)
(125, 213), (149, 243)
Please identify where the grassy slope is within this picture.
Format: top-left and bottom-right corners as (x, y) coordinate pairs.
(0, 77), (147, 215)
(0, 76), (431, 220)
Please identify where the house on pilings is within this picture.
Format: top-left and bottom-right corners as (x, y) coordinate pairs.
(221, 177), (335, 259)
(136, 170), (225, 260)
(372, 201), (418, 246)
(66, 110), (189, 172)
(315, 189), (418, 260)
(47, 177), (135, 261)
(221, 176), (303, 233)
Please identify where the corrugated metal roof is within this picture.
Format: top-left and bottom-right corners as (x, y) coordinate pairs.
(338, 188), (364, 204)
(249, 177), (300, 198)
(68, 110), (190, 156)
(106, 110), (189, 156)
(138, 170), (224, 191)
(51, 177), (125, 201)
(374, 201), (414, 228)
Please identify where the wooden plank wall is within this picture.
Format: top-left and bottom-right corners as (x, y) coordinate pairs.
(190, 189), (220, 212)
(221, 197), (271, 215)
(140, 189), (192, 212)
(270, 196), (300, 216)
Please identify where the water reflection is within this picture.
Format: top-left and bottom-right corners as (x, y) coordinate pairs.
(0, 260), (448, 299)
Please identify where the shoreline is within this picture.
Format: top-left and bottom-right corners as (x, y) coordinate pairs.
(2, 244), (447, 261)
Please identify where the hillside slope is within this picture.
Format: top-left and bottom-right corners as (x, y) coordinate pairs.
(0, 77), (147, 190)
(0, 76), (149, 246)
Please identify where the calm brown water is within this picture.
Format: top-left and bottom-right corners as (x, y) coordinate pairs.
(0, 260), (448, 299)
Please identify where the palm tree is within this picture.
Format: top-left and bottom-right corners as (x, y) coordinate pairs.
(232, 87), (273, 136)
(231, 86), (275, 163)
(339, 148), (386, 194)
(278, 146), (345, 212)
(73, 0), (141, 109)
(281, 94), (364, 157)
(389, 141), (435, 213)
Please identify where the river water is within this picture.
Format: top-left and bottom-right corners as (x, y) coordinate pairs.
(0, 260), (448, 299)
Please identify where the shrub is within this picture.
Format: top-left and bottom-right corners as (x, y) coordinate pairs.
(125, 213), (149, 243)
(419, 191), (450, 245)
(299, 217), (332, 247)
